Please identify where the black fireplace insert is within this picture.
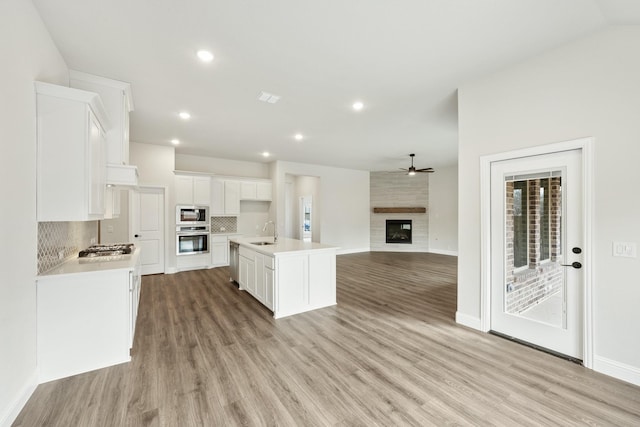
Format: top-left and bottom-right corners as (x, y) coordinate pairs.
(386, 220), (412, 244)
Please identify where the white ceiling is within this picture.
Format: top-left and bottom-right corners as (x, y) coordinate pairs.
(33, 0), (640, 172)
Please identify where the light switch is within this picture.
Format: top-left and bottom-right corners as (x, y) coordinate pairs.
(613, 241), (637, 258)
(107, 225), (114, 233)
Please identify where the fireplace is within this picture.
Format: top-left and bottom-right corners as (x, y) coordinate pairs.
(386, 220), (412, 244)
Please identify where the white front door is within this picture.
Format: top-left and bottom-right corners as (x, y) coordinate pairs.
(490, 149), (583, 359)
(130, 187), (165, 275)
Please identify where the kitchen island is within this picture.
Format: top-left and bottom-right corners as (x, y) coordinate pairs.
(230, 237), (337, 318)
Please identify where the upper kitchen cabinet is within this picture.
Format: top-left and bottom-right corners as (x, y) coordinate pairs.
(240, 181), (272, 201)
(35, 82), (111, 221)
(175, 173), (211, 206)
(211, 179), (240, 215)
(69, 71), (138, 186)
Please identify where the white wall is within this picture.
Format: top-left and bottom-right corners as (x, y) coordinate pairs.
(458, 27), (640, 384)
(428, 165), (458, 255)
(272, 161), (370, 253)
(130, 142), (176, 271)
(0, 0), (68, 424)
(175, 153), (270, 178)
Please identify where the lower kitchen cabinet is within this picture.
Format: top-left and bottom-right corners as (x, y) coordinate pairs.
(210, 234), (241, 267)
(36, 250), (141, 383)
(238, 246), (274, 309)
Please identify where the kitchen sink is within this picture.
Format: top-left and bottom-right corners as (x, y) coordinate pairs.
(252, 241), (275, 246)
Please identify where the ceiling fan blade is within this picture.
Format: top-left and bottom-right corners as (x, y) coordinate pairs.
(419, 170), (435, 173)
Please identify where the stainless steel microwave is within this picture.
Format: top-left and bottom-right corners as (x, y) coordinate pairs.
(176, 205), (208, 225)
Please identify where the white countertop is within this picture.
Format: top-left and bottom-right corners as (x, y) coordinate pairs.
(231, 237), (338, 256)
(38, 248), (140, 278)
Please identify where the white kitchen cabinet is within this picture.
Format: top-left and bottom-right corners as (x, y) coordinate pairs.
(239, 181), (272, 201)
(69, 70), (134, 166)
(239, 249), (256, 294)
(36, 250), (141, 383)
(210, 179), (224, 215)
(238, 245), (274, 308)
(211, 179), (240, 215)
(224, 181), (240, 215)
(175, 174), (211, 206)
(240, 182), (257, 199)
(176, 253), (211, 272)
(255, 253), (265, 302)
(210, 235), (229, 266)
(210, 234), (240, 267)
(256, 182), (272, 201)
(35, 81), (110, 222)
(264, 265), (274, 310)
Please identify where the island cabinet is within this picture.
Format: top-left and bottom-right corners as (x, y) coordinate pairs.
(36, 249), (141, 383)
(238, 245), (274, 310)
(232, 237), (336, 318)
(35, 81), (110, 222)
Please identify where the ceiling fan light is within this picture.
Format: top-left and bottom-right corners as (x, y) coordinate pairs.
(408, 170), (416, 176)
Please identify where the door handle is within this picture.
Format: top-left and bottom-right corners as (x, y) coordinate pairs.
(561, 262), (582, 269)
(134, 234), (141, 238)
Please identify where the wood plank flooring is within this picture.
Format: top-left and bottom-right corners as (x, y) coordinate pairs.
(14, 252), (640, 426)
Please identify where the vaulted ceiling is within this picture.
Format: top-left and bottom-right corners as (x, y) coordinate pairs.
(33, 0), (640, 171)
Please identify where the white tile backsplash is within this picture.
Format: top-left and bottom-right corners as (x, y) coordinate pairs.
(37, 221), (98, 274)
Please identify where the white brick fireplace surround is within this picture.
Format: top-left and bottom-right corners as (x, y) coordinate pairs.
(370, 172), (429, 252)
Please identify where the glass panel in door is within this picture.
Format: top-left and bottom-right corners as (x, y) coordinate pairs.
(504, 175), (564, 328)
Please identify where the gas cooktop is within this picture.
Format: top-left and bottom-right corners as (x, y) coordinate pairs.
(78, 243), (134, 258)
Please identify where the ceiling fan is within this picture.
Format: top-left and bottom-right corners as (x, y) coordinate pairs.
(399, 154), (434, 175)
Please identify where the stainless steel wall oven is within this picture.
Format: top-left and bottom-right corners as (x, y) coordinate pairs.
(176, 225), (209, 256)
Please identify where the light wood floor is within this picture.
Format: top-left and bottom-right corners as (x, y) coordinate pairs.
(15, 252), (640, 426)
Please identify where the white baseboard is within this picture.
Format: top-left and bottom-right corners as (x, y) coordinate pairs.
(0, 371), (38, 427)
(593, 355), (640, 387)
(455, 311), (482, 331)
(336, 247), (369, 255)
(165, 267), (177, 274)
(428, 248), (459, 256)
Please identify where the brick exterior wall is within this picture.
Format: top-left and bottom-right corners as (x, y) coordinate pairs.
(505, 177), (563, 315)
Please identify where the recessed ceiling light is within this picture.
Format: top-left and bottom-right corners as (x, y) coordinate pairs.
(171, 139), (180, 145)
(294, 133), (304, 141)
(352, 101), (364, 111)
(262, 151), (270, 157)
(196, 50), (214, 63)
(179, 111), (191, 120)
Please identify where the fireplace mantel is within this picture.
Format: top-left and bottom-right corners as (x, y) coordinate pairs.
(373, 207), (426, 214)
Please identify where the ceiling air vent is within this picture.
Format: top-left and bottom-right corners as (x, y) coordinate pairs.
(258, 91), (280, 104)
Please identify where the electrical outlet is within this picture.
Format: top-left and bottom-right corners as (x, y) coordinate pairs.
(90, 237), (96, 245)
(613, 241), (637, 258)
(58, 250), (64, 260)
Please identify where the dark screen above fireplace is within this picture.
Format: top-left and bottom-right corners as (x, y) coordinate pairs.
(386, 220), (412, 244)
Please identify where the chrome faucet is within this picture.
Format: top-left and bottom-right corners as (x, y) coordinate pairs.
(263, 220), (278, 243)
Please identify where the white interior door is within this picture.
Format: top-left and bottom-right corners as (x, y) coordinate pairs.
(490, 149), (583, 359)
(130, 187), (165, 275)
